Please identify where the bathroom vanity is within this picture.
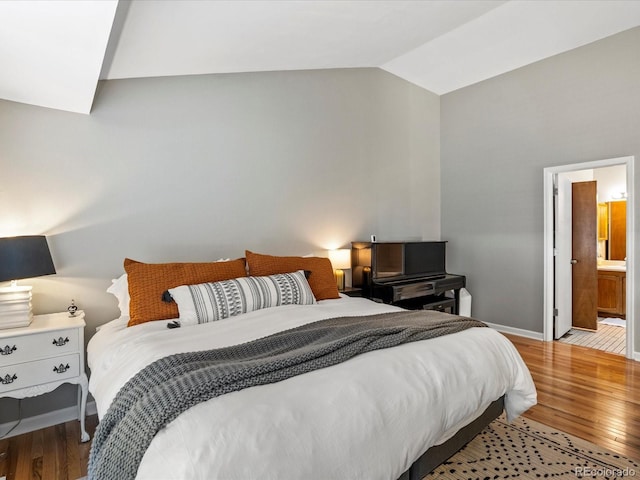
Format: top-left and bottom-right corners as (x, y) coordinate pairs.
(597, 265), (626, 318)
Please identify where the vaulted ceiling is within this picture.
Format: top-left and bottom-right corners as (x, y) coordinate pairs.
(2, 0), (640, 115)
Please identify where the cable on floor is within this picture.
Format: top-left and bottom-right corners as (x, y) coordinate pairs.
(0, 398), (22, 439)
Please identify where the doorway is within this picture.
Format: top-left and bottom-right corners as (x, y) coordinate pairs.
(543, 156), (635, 359)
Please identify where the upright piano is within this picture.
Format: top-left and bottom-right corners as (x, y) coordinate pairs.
(351, 241), (466, 314)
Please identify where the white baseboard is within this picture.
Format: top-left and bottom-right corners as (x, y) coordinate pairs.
(484, 322), (544, 341)
(0, 400), (96, 439)
(487, 323), (640, 361)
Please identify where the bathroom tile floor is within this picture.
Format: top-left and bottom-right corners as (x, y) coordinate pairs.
(558, 318), (626, 355)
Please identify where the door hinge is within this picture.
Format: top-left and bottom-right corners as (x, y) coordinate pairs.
(553, 186), (558, 196)
(553, 308), (559, 317)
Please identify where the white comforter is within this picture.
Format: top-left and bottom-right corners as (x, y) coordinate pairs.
(88, 296), (536, 480)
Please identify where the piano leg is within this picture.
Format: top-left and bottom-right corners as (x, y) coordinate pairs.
(453, 288), (461, 315)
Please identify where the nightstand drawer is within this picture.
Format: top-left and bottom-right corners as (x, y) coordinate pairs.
(0, 353), (80, 394)
(0, 328), (79, 366)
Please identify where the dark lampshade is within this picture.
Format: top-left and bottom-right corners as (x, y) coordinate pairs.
(0, 236), (56, 283)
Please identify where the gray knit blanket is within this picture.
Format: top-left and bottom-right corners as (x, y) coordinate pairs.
(88, 310), (485, 480)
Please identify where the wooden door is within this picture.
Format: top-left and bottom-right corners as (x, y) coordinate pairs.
(572, 181), (598, 330)
(609, 200), (626, 260)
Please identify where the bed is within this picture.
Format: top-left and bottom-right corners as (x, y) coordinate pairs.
(87, 264), (537, 480)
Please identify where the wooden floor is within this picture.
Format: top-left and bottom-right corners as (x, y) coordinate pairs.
(506, 333), (640, 460)
(0, 415), (97, 480)
(1, 335), (639, 479)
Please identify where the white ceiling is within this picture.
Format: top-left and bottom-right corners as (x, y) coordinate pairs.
(2, 0), (640, 115)
(0, 1), (118, 114)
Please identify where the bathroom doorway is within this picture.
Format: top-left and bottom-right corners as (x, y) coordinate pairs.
(543, 157), (635, 359)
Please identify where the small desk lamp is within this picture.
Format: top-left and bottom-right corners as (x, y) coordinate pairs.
(0, 236), (56, 329)
(329, 248), (351, 292)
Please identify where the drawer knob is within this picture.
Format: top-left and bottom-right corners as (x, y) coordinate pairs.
(52, 337), (70, 347)
(53, 363), (70, 374)
(1, 373), (17, 385)
(1, 345), (17, 356)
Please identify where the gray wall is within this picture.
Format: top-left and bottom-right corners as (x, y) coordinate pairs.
(0, 67), (440, 421)
(441, 27), (640, 351)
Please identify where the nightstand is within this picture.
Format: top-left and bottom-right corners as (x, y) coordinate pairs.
(0, 311), (89, 442)
(342, 287), (363, 297)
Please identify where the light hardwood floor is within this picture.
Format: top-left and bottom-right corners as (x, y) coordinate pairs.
(1, 334), (639, 479)
(0, 414), (97, 480)
(506, 333), (640, 460)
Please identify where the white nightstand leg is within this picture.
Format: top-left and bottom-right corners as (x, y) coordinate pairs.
(78, 373), (90, 442)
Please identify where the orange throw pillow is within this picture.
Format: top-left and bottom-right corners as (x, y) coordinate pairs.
(124, 258), (247, 326)
(245, 251), (339, 301)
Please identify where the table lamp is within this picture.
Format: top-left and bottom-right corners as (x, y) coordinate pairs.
(0, 235), (56, 329)
(329, 249), (351, 292)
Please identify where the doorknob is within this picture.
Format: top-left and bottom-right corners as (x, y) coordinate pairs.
(570, 259), (578, 264)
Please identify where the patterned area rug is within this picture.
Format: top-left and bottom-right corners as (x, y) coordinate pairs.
(425, 415), (639, 479)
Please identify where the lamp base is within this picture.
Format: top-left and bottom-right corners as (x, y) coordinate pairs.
(335, 269), (345, 292)
(0, 285), (33, 329)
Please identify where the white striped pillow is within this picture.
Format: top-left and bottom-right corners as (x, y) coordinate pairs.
(168, 270), (316, 326)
